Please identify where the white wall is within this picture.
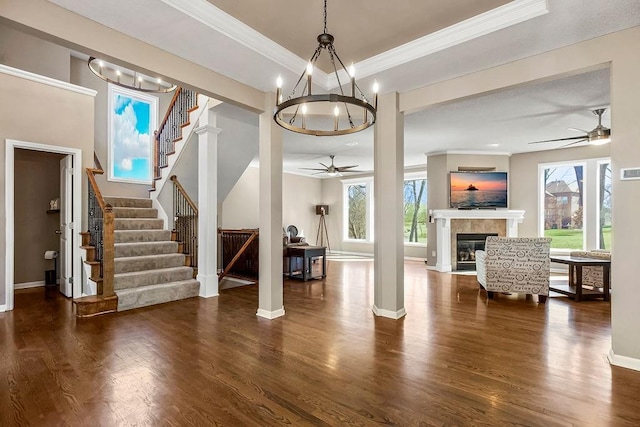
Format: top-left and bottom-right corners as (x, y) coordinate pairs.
(221, 167), (322, 244)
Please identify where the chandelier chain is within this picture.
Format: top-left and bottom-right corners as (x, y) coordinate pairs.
(323, 0), (328, 34)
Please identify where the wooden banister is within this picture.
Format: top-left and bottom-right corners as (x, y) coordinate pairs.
(86, 168), (106, 211)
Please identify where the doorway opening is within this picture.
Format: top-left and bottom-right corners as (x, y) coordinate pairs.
(5, 139), (83, 311)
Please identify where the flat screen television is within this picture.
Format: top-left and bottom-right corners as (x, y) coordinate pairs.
(449, 171), (508, 209)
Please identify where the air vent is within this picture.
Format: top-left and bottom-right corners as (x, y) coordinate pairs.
(620, 167), (640, 180)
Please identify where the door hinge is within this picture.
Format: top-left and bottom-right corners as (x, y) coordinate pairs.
(68, 222), (75, 230)
(68, 167), (74, 175)
(69, 277), (74, 284)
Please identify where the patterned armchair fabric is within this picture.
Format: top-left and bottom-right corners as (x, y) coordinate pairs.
(475, 237), (552, 298)
(569, 250), (611, 288)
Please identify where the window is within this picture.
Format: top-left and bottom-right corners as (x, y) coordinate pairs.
(403, 177), (427, 244)
(541, 163), (585, 249)
(597, 161), (612, 250)
(344, 181), (372, 241)
(108, 84), (157, 184)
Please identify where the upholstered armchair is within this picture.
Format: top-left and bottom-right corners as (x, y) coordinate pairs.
(475, 237), (552, 303)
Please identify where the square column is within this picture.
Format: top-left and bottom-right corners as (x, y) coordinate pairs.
(196, 101), (222, 298)
(373, 92), (406, 319)
(257, 93), (284, 319)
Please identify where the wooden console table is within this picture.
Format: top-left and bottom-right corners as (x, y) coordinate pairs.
(286, 245), (326, 281)
(549, 255), (611, 302)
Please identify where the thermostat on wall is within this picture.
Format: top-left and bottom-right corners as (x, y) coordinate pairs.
(620, 167), (640, 180)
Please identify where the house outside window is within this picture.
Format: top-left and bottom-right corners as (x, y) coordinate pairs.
(539, 159), (611, 251)
(107, 84), (157, 184)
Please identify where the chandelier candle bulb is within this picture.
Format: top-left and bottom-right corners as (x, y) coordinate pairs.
(349, 64), (356, 97)
(276, 75), (283, 105)
(301, 103), (307, 129)
(373, 81), (379, 108)
(306, 63), (313, 96)
(334, 105), (339, 131)
(116, 69), (121, 83)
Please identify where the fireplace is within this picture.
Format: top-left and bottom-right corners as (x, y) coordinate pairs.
(456, 233), (497, 271)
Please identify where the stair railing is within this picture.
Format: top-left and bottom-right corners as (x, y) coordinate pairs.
(84, 168), (115, 296)
(218, 229), (259, 282)
(153, 88), (198, 182)
(170, 175), (198, 270)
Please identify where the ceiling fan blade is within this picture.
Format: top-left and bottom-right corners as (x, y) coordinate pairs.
(300, 167), (329, 171)
(319, 162), (329, 168)
(560, 139), (588, 147)
(528, 135), (588, 144)
(568, 127), (589, 133)
(338, 169), (366, 173)
(336, 165), (359, 170)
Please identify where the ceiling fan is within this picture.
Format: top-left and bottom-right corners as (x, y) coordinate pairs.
(528, 108), (611, 147)
(300, 155), (365, 177)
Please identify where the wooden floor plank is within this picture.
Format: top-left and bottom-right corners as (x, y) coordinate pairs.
(1, 259), (639, 425)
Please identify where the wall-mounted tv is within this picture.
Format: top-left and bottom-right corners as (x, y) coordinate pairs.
(449, 171), (508, 209)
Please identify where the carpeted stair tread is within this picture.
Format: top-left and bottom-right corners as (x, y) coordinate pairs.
(114, 266), (194, 290)
(115, 229), (172, 243)
(115, 279), (200, 311)
(115, 241), (179, 258)
(115, 218), (164, 230)
(112, 207), (158, 218)
(115, 253), (185, 274)
(104, 197), (152, 208)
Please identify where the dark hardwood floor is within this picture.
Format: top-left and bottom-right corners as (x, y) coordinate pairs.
(2, 260), (639, 426)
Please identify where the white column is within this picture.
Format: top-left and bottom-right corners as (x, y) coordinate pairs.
(257, 93), (284, 319)
(435, 218), (452, 272)
(373, 92), (406, 319)
(196, 101), (222, 298)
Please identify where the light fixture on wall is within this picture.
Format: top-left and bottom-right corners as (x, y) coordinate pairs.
(87, 57), (177, 93)
(273, 0), (378, 136)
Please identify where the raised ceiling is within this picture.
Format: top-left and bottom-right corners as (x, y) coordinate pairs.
(207, 0), (510, 71)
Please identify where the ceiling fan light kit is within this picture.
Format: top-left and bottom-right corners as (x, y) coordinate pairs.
(273, 0), (378, 137)
(528, 108), (611, 147)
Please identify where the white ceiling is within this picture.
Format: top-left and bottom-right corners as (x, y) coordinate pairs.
(48, 0), (640, 177)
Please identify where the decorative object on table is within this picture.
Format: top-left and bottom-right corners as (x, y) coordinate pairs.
(300, 155), (365, 177)
(273, 0), (378, 137)
(88, 57), (177, 93)
(527, 108), (610, 147)
(315, 204), (330, 251)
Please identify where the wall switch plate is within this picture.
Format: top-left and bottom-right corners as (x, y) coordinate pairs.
(432, 251), (436, 257)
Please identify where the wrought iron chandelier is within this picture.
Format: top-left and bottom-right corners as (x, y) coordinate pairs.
(87, 57), (177, 93)
(273, 0), (378, 136)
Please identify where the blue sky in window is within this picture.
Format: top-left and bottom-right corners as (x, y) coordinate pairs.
(112, 94), (151, 181)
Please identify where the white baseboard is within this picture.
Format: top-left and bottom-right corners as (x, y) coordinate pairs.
(0, 304), (6, 312)
(15, 280), (46, 290)
(372, 305), (407, 319)
(608, 348), (640, 372)
(256, 307), (285, 320)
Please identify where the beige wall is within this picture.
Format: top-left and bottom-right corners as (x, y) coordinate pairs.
(510, 145), (610, 240)
(14, 149), (65, 283)
(425, 153), (510, 266)
(0, 71), (94, 305)
(0, 21), (70, 82)
(222, 167), (322, 244)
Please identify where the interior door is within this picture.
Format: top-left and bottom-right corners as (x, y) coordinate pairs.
(59, 155), (74, 297)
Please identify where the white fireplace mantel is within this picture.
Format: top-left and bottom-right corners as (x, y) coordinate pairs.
(432, 209), (525, 272)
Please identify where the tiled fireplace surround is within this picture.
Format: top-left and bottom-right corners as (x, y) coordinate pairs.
(432, 210), (526, 272)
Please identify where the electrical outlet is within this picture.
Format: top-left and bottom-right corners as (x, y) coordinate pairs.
(431, 251), (436, 257)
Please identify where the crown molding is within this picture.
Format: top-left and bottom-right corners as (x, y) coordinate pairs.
(426, 150), (513, 157)
(161, 0), (547, 91)
(0, 64), (97, 97)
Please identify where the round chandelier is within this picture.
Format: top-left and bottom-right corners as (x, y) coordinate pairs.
(273, 0), (378, 136)
(87, 57), (177, 93)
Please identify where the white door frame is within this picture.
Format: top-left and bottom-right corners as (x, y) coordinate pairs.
(5, 139), (83, 311)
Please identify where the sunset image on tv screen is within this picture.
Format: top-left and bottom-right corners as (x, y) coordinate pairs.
(450, 172), (508, 208)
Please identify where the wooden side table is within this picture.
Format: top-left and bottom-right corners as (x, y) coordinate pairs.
(549, 255), (611, 302)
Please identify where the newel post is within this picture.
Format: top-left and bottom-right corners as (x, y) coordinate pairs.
(102, 204), (115, 296)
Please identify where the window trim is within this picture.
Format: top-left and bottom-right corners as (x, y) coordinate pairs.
(107, 83), (158, 185)
(596, 159), (612, 250)
(342, 176), (374, 243)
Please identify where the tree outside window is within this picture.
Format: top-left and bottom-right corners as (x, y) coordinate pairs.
(598, 162), (612, 249)
(542, 164), (584, 249)
(347, 184), (368, 240)
(403, 178), (427, 243)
